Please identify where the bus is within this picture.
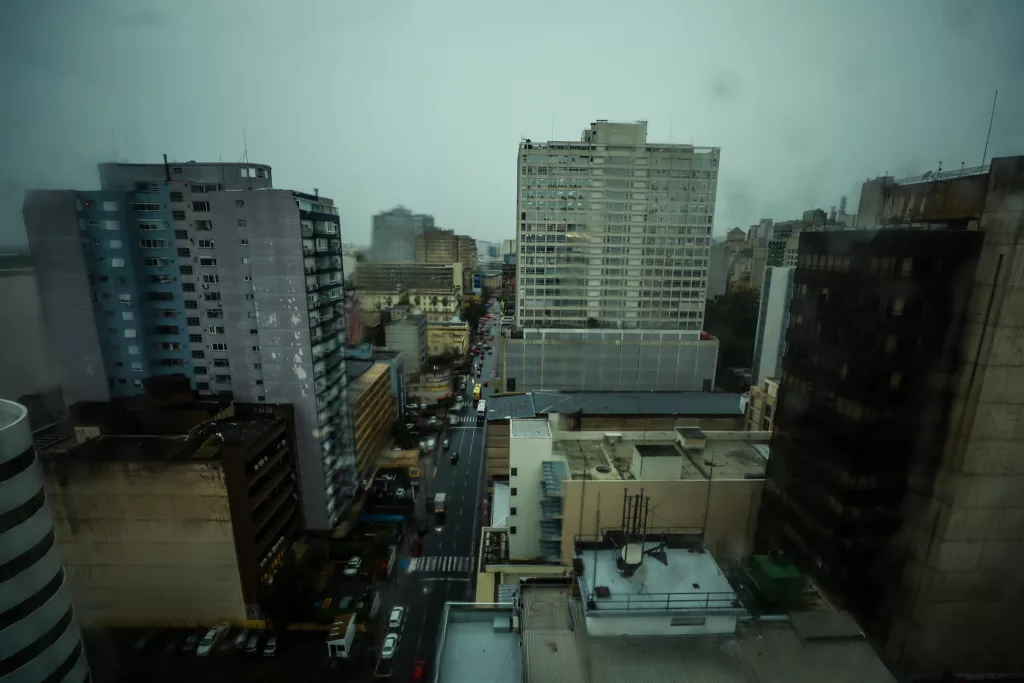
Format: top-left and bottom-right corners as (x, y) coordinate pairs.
(476, 400), (487, 423)
(473, 383), (482, 402)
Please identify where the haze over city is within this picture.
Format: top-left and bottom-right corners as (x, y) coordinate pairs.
(2, 0), (1022, 250)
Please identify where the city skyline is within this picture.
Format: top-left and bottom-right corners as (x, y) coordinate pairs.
(3, 1), (1022, 252)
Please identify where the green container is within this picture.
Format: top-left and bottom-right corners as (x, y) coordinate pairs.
(748, 553), (805, 606)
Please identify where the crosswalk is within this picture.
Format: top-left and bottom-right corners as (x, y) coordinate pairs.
(408, 555), (472, 574)
(452, 415), (479, 424)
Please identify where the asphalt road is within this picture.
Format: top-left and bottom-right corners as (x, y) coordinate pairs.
(380, 302), (503, 680)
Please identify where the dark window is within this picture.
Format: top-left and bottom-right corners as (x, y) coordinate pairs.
(195, 220), (212, 231)
(175, 229), (188, 239)
(510, 507), (517, 515)
(178, 248), (190, 257)
(510, 468), (517, 476)
(148, 292), (173, 301)
(170, 192), (183, 202)
(184, 300), (198, 309)
(195, 366), (207, 375)
(510, 488), (517, 496)
(172, 210), (186, 220)
(249, 329), (258, 335)
(192, 201), (210, 212)
(510, 526), (517, 534)
(179, 265), (193, 275)
(235, 200), (244, 208)
(187, 317), (200, 326)
(183, 283), (195, 292)
(237, 219), (247, 227)
(196, 382), (210, 391)
(189, 334), (202, 343)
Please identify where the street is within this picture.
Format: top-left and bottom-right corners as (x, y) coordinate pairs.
(380, 301), (503, 680)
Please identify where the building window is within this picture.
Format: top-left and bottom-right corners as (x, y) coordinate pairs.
(124, 328), (137, 338)
(122, 311), (134, 321)
(240, 238), (249, 246)
(175, 229), (188, 239)
(195, 220), (213, 231)
(204, 292), (221, 302)
(184, 300), (198, 309)
(510, 507), (517, 515)
(235, 200), (244, 208)
(211, 342), (227, 351)
(241, 257), (250, 264)
(208, 326), (225, 334)
(180, 265), (193, 275)
(249, 328), (258, 335)
(192, 201), (210, 212)
(889, 372), (902, 391)
(213, 359), (230, 367)
(253, 363), (262, 370)
(197, 239), (214, 249)
(510, 488), (517, 496)
(109, 240), (123, 249)
(189, 334), (202, 343)
(111, 257), (125, 268)
(243, 275), (252, 282)
(199, 257), (217, 266)
(131, 362), (143, 372)
(170, 192), (183, 202)
(183, 283), (196, 292)
(510, 526), (517, 535)
(251, 345), (260, 352)
(510, 468), (517, 476)
(139, 239), (167, 249)
(172, 210), (186, 220)
(238, 219), (247, 227)
(177, 248), (191, 257)
(215, 374), (231, 383)
(128, 345), (139, 355)
(196, 382), (209, 391)
(206, 309), (223, 318)
(195, 366), (207, 375)
(173, 167), (182, 174)
(202, 274), (219, 283)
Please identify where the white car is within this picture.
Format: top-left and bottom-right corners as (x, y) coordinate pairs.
(381, 633), (399, 659)
(196, 623), (229, 656)
(343, 557), (362, 576)
(388, 606), (405, 628)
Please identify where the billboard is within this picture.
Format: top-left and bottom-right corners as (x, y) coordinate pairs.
(472, 272), (483, 294)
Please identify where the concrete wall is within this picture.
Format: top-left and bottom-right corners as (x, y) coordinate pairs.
(0, 268), (61, 400)
(41, 458), (248, 626)
(560, 478), (763, 566)
(507, 421), (553, 559)
(752, 266), (794, 386)
(501, 330), (718, 392)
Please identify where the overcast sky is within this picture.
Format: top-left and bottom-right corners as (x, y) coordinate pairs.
(1, 0), (1022, 250)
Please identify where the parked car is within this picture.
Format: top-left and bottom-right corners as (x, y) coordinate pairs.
(196, 623), (229, 656)
(381, 634), (399, 659)
(232, 629), (250, 649)
(245, 633), (262, 654)
(412, 659), (429, 681)
(344, 557), (362, 576)
(443, 437), (451, 450)
(388, 606), (405, 628)
(263, 635), (278, 657)
(181, 632), (200, 653)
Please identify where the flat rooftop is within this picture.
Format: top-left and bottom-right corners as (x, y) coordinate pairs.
(435, 604), (521, 683)
(554, 432), (769, 481)
(510, 418), (551, 439)
(578, 546), (737, 612)
(520, 585), (896, 683)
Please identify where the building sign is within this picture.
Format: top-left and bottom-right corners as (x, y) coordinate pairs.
(472, 272), (483, 294)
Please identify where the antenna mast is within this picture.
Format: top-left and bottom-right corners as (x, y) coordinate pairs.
(981, 89), (998, 167)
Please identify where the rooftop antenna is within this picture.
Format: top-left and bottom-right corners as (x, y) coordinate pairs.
(981, 89), (998, 167)
(241, 128), (249, 164)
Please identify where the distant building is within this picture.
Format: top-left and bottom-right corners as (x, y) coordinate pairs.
(370, 206), (434, 262)
(407, 287), (460, 323)
(751, 266), (795, 386)
(765, 220), (800, 268)
(749, 246), (767, 289)
(499, 329), (718, 394)
(346, 362), (396, 478)
(501, 239), (517, 256)
(428, 320), (470, 358)
(745, 377), (779, 432)
(0, 254), (61, 401)
(414, 227), (459, 265)
(22, 162), (358, 531)
(706, 241), (730, 300)
(725, 227), (747, 253)
(517, 120), (718, 330)
(356, 261), (463, 294)
(1, 398), (91, 683)
(383, 307), (428, 375)
(36, 397), (302, 625)
(499, 254), (516, 306)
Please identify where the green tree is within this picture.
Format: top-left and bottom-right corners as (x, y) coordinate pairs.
(703, 289), (761, 376)
(259, 548), (317, 631)
(391, 422), (418, 448)
(464, 300), (488, 336)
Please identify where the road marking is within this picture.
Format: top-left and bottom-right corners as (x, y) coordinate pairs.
(433, 466), (437, 478)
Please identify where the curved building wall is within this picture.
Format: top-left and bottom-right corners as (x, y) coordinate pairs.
(0, 400), (89, 683)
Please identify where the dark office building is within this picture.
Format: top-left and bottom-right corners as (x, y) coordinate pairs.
(757, 229), (984, 657)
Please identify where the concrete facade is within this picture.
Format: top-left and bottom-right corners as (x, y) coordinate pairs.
(516, 120), (719, 330)
(370, 206), (434, 262)
(751, 266), (794, 386)
(348, 363), (396, 478)
(845, 157), (1024, 674)
(499, 328), (718, 393)
(0, 399), (90, 683)
(384, 310), (428, 375)
(0, 257), (61, 401)
(427, 321), (470, 358)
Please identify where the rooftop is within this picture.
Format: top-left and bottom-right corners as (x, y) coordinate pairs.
(554, 431), (769, 481)
(434, 604), (521, 683)
(40, 415), (285, 464)
(519, 585), (896, 683)
(510, 418), (551, 439)
(486, 390), (745, 421)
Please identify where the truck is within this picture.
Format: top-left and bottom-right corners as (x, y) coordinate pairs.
(434, 493), (446, 515)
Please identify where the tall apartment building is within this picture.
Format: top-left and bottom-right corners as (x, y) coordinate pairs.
(370, 206), (434, 262)
(751, 266), (795, 385)
(516, 120), (719, 330)
(23, 162), (357, 531)
(1, 399), (90, 683)
(755, 207), (1024, 674)
(456, 234), (478, 290)
(356, 261), (463, 293)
